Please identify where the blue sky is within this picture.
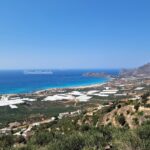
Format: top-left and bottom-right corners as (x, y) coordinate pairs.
(0, 0), (150, 69)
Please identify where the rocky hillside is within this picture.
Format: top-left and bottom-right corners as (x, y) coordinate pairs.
(120, 63), (150, 77)
(1, 92), (150, 150)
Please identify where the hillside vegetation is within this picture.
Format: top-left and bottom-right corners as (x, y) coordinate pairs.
(0, 92), (150, 150)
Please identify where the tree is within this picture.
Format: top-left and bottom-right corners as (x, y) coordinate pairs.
(116, 114), (126, 126)
(134, 103), (140, 112)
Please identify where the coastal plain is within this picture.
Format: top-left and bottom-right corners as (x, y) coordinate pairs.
(0, 63), (150, 150)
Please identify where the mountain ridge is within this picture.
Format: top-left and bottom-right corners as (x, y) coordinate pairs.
(120, 62), (150, 77)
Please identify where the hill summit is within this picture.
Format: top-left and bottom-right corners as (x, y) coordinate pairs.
(120, 62), (150, 77)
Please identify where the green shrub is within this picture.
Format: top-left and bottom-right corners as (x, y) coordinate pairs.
(116, 114), (126, 126)
(33, 131), (53, 146)
(137, 121), (150, 149)
(133, 118), (139, 125)
(138, 111), (144, 116)
(0, 135), (14, 148)
(134, 103), (140, 111)
(80, 124), (90, 132)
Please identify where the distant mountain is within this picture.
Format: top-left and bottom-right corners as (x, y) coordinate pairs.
(120, 63), (150, 78)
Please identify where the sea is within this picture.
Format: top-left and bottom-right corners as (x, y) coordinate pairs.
(0, 69), (119, 94)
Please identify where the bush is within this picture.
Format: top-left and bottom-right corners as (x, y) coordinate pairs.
(80, 124), (90, 132)
(138, 111), (144, 116)
(141, 92), (150, 104)
(16, 135), (26, 144)
(33, 131), (53, 146)
(48, 133), (85, 150)
(126, 110), (131, 115)
(0, 135), (14, 148)
(144, 104), (150, 108)
(116, 114), (126, 126)
(134, 103), (140, 111)
(133, 118), (139, 125)
(112, 128), (141, 150)
(137, 121), (150, 149)
(117, 104), (122, 109)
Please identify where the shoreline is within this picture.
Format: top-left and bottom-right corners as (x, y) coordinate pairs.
(0, 70), (119, 95)
(0, 80), (111, 95)
(35, 81), (109, 94)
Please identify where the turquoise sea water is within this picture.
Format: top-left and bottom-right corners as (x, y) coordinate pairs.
(0, 70), (119, 94)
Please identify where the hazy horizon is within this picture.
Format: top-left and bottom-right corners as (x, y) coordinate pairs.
(0, 62), (148, 70)
(0, 0), (150, 69)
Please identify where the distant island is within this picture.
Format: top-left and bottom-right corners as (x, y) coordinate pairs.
(83, 72), (118, 78)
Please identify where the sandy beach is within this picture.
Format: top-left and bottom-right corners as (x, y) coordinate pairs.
(35, 82), (108, 94)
